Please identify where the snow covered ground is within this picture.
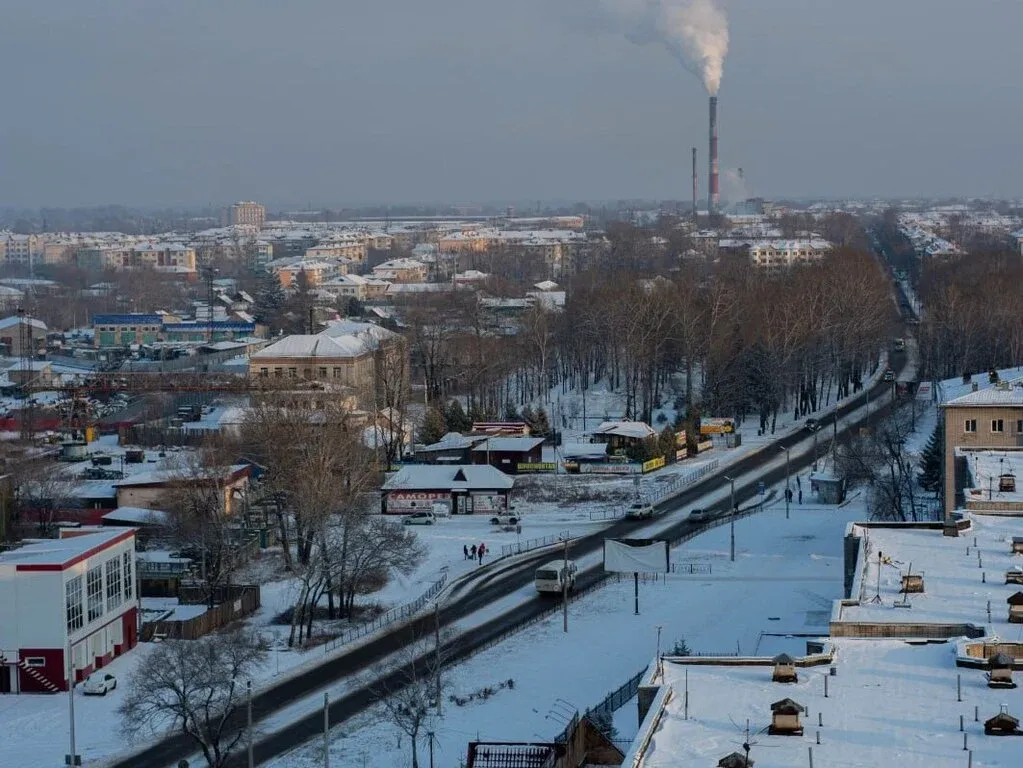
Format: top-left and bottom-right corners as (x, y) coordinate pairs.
(264, 485), (866, 768)
(637, 639), (1023, 768)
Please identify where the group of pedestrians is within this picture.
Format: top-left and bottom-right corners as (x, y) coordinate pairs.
(463, 542), (487, 565)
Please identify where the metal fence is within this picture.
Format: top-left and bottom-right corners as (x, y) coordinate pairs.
(322, 574), (447, 654)
(670, 561), (713, 575)
(499, 530), (571, 559)
(588, 458), (722, 522)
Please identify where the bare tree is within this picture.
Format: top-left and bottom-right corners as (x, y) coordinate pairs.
(374, 638), (444, 768)
(118, 630), (267, 768)
(17, 458), (77, 537)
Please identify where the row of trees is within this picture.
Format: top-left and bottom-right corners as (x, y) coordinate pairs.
(402, 246), (893, 437)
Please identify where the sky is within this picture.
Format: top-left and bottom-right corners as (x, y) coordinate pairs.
(1, 0), (1021, 208)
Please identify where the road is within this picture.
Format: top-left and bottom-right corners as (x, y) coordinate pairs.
(110, 349), (911, 768)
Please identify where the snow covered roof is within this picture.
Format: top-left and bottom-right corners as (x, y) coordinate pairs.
(381, 465), (514, 491)
(471, 436), (545, 453)
(101, 507), (169, 525)
(0, 528), (132, 569)
(251, 334), (371, 359)
(945, 382), (1023, 407)
(0, 315), (46, 332)
(560, 442), (610, 459)
(592, 420), (657, 440)
(114, 463), (249, 487)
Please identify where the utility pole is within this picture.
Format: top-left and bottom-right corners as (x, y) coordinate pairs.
(67, 641), (79, 767)
(246, 681), (254, 768)
(434, 602), (442, 715)
(562, 535), (570, 633)
(725, 476), (736, 561)
(323, 692), (330, 768)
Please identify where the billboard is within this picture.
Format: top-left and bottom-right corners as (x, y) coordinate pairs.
(579, 463), (641, 475)
(603, 538), (670, 574)
(385, 491), (447, 514)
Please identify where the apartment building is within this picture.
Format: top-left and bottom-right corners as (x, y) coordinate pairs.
(371, 258), (429, 284)
(942, 382), (1023, 520)
(226, 201), (266, 229)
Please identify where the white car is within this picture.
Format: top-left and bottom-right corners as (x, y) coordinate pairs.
(625, 502), (654, 520)
(402, 512), (436, 526)
(82, 672), (117, 696)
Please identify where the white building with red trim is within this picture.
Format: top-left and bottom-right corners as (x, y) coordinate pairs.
(0, 528), (139, 694)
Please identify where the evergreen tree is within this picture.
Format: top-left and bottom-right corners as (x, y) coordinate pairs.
(917, 418), (943, 493)
(658, 426), (678, 462)
(532, 407), (551, 437)
(521, 405), (536, 433)
(253, 272), (286, 325)
(503, 402), (520, 421)
(419, 408), (447, 445)
(444, 400), (471, 433)
(468, 402), (490, 425)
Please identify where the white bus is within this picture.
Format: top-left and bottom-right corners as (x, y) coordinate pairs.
(534, 560), (578, 595)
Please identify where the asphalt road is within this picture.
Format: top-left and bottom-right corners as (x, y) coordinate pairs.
(112, 349), (909, 768)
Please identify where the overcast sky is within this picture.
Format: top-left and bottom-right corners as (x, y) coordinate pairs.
(1, 0), (1021, 208)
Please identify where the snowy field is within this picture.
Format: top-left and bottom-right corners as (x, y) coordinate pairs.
(639, 640), (1023, 768)
(265, 486), (866, 768)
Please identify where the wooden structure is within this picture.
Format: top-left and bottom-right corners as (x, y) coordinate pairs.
(901, 572), (925, 594)
(984, 711), (1020, 736)
(1007, 592), (1023, 623)
(768, 698), (806, 735)
(1000, 474), (1017, 493)
(772, 653), (798, 683)
(1006, 568), (1023, 586)
(987, 653), (1017, 689)
(1013, 538), (1023, 555)
(718, 753), (754, 768)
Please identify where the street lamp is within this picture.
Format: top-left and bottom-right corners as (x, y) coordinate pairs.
(783, 447), (791, 520)
(723, 475), (736, 562)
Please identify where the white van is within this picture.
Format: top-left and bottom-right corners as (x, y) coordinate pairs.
(534, 560), (578, 595)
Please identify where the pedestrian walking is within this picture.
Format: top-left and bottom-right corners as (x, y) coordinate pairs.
(798, 488), (803, 504)
(796, 475), (802, 491)
(478, 542), (486, 565)
(470, 543), (477, 560)
(463, 544), (469, 560)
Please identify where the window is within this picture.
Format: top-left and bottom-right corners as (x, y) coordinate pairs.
(288, 368), (297, 378)
(66, 575), (84, 633)
(106, 557), (122, 611)
(259, 367), (268, 377)
(1018, 420), (1023, 434)
(24, 657), (46, 668)
(965, 419), (977, 433)
(86, 565), (104, 622)
(123, 551), (134, 602)
(318, 367), (327, 378)
(992, 419), (1005, 433)
(333, 367), (342, 378)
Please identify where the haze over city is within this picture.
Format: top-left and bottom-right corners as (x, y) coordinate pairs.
(2, 0), (1022, 207)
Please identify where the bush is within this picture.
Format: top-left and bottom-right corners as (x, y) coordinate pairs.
(671, 636), (691, 656)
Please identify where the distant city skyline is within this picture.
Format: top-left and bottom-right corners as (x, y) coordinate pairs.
(1, 0), (1022, 207)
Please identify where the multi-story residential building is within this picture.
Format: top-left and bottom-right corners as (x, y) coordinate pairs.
(320, 274), (390, 302)
(942, 382), (1023, 522)
(371, 258), (429, 284)
(274, 260), (343, 289)
(0, 528), (139, 693)
(226, 201), (266, 229)
(0, 315), (47, 356)
(130, 243), (197, 275)
(3, 234), (44, 267)
(305, 236), (367, 264)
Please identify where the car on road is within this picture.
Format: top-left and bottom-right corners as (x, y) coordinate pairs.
(490, 513), (520, 526)
(804, 418), (821, 432)
(534, 560), (577, 595)
(402, 511), (436, 526)
(82, 672), (117, 696)
(883, 369), (896, 382)
(625, 501), (654, 520)
(689, 508), (711, 521)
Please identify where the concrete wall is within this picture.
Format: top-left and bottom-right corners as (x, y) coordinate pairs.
(943, 403), (1023, 518)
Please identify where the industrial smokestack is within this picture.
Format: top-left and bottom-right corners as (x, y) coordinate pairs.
(708, 95), (719, 214)
(692, 147), (699, 219)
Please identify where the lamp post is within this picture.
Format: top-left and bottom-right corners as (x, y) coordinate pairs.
(784, 447), (791, 520)
(724, 475), (736, 562)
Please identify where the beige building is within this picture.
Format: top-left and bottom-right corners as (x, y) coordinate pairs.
(227, 201), (266, 229)
(942, 383), (1023, 521)
(371, 258), (428, 284)
(249, 321), (405, 410)
(114, 465), (251, 515)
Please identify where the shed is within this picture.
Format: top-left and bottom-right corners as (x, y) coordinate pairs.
(768, 698), (805, 735)
(1007, 567), (1023, 585)
(718, 753), (754, 768)
(984, 711), (1020, 736)
(1008, 592), (1023, 623)
(1013, 537), (1023, 555)
(809, 472), (846, 505)
(987, 653), (1017, 689)
(413, 433), (476, 465)
(772, 653), (797, 683)
(471, 436), (545, 474)
(901, 572), (925, 594)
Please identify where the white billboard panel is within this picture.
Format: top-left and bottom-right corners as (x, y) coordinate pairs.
(603, 538), (669, 574)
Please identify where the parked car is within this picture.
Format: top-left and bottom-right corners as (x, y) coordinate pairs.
(82, 672), (117, 696)
(804, 418), (821, 432)
(490, 513), (520, 526)
(402, 511), (436, 526)
(625, 502), (654, 520)
(689, 508), (710, 521)
(534, 560), (578, 595)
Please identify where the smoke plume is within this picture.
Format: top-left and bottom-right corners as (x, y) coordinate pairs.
(599, 0), (730, 94)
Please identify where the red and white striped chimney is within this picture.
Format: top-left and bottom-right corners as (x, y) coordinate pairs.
(708, 95), (720, 214)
